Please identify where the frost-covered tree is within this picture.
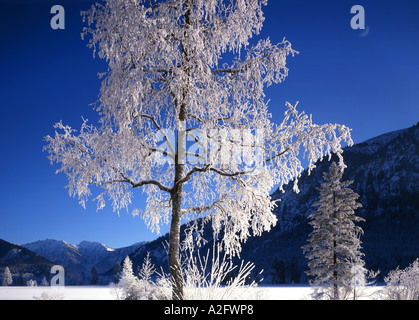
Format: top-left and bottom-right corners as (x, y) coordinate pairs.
(383, 258), (419, 300)
(41, 276), (49, 286)
(118, 256), (141, 300)
(26, 279), (37, 287)
(138, 252), (155, 283)
(2, 267), (13, 286)
(302, 162), (364, 300)
(113, 254), (163, 300)
(137, 252), (161, 299)
(44, 0), (353, 300)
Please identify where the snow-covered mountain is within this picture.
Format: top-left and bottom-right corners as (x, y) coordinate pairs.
(21, 239), (144, 284)
(22, 239), (86, 275)
(0, 239), (56, 285)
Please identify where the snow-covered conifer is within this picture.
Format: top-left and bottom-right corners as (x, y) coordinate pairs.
(26, 279), (37, 287)
(118, 256), (140, 300)
(2, 267), (13, 286)
(45, 0), (353, 299)
(138, 252), (155, 283)
(41, 276), (49, 286)
(137, 252), (162, 300)
(302, 162), (365, 300)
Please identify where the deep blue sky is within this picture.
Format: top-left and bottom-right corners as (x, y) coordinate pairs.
(0, 0), (418, 248)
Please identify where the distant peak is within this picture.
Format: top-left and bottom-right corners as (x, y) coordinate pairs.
(78, 240), (115, 251)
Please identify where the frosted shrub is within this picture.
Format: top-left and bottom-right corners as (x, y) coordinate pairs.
(111, 254), (170, 300)
(152, 270), (172, 300)
(112, 256), (141, 300)
(41, 276), (49, 286)
(34, 290), (67, 300)
(136, 252), (170, 300)
(111, 245), (261, 300)
(182, 243), (262, 300)
(383, 258), (419, 300)
(26, 279), (38, 287)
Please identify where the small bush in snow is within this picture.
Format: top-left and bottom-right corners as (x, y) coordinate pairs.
(382, 258), (419, 300)
(26, 279), (37, 287)
(111, 254), (169, 300)
(111, 245), (262, 300)
(181, 242), (261, 300)
(33, 290), (67, 300)
(111, 256), (141, 300)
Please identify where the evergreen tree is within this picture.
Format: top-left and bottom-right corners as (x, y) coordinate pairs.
(271, 257), (286, 284)
(118, 256), (141, 300)
(16, 273), (24, 286)
(288, 256), (301, 284)
(302, 162), (365, 300)
(138, 252), (155, 283)
(90, 266), (98, 285)
(112, 261), (121, 283)
(2, 267), (13, 286)
(41, 276), (49, 286)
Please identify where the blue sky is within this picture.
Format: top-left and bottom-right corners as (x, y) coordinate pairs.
(0, 0), (418, 249)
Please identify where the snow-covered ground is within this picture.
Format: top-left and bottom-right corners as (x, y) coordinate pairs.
(0, 285), (383, 300)
(0, 286), (115, 300)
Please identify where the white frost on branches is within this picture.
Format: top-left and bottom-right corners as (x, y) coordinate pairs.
(112, 246), (261, 300)
(44, 0), (353, 258)
(382, 258), (419, 300)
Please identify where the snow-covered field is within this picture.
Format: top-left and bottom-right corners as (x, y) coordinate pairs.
(0, 286), (115, 300)
(0, 285), (382, 300)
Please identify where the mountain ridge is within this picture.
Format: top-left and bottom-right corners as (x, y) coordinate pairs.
(0, 239), (57, 285)
(20, 239), (145, 284)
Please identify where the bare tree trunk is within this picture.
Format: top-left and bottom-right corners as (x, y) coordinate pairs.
(332, 190), (339, 300)
(167, 3), (190, 299)
(168, 115), (187, 300)
(169, 184), (184, 300)
(333, 247), (338, 300)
